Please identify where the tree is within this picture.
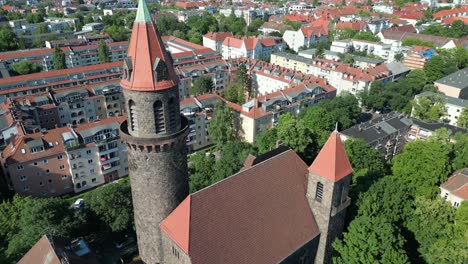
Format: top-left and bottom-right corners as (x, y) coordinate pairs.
(235, 63), (252, 96)
(402, 37), (435, 48)
(333, 215), (410, 264)
(103, 25), (129, 42)
(53, 46), (66, 70)
(84, 182), (133, 232)
(255, 127), (278, 154)
(207, 103), (241, 148)
(406, 197), (456, 260)
(353, 31), (380, 42)
(11, 61), (42, 75)
(394, 52), (404, 62)
(300, 107), (335, 146)
(223, 83), (245, 104)
(412, 95), (446, 122)
(457, 107), (468, 128)
(191, 76), (214, 95)
(276, 113), (316, 157)
(36, 23), (49, 34)
(5, 197), (79, 262)
(213, 140), (253, 182)
(0, 27), (18, 52)
(189, 152), (216, 192)
(25, 13), (44, 24)
(452, 133), (468, 171)
(98, 40), (110, 64)
(315, 94), (361, 130)
(344, 139), (386, 197)
(424, 55), (458, 83)
(392, 140), (452, 197)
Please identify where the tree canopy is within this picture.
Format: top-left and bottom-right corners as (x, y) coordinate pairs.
(191, 76), (214, 95)
(98, 40), (110, 64)
(207, 102), (241, 148)
(53, 46), (66, 70)
(0, 27), (18, 52)
(411, 94), (446, 122)
(11, 61), (42, 76)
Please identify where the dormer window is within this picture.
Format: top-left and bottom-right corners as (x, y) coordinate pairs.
(154, 58), (168, 82)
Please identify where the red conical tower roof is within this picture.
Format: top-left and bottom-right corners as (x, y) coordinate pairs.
(120, 0), (177, 91)
(308, 131), (353, 182)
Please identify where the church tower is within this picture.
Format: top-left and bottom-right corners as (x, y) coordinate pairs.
(306, 131), (353, 264)
(119, 0), (189, 263)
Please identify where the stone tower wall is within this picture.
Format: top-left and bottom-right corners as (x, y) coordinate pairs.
(120, 86), (189, 264)
(306, 173), (351, 264)
(123, 87), (181, 138)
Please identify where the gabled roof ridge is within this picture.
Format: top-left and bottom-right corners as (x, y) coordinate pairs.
(191, 149), (299, 197)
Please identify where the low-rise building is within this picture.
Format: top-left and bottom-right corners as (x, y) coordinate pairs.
(413, 92), (467, 127)
(0, 116), (128, 197)
(440, 169), (467, 208)
(222, 36), (286, 60)
(340, 112), (467, 159)
(402, 46), (437, 70)
(203, 32), (233, 53)
(434, 68), (468, 99)
(282, 26), (328, 52)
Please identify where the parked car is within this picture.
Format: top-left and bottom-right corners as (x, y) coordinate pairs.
(73, 198), (84, 209)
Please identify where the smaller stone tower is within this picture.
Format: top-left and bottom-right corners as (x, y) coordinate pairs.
(306, 131), (353, 264)
(119, 0), (189, 263)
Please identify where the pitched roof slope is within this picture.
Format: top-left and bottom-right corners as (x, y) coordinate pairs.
(120, 0), (177, 91)
(18, 235), (61, 264)
(308, 131), (353, 182)
(161, 149), (320, 264)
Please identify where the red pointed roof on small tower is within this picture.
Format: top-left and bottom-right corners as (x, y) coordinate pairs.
(120, 0), (177, 92)
(308, 131), (353, 182)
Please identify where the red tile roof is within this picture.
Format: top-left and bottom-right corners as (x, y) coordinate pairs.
(18, 235), (61, 264)
(336, 20), (368, 31)
(161, 149), (320, 263)
(308, 131), (353, 182)
(0, 61), (122, 86)
(203, 32), (233, 41)
(433, 7), (468, 19)
(121, 13), (177, 91)
(441, 169), (468, 200)
(443, 16), (468, 25)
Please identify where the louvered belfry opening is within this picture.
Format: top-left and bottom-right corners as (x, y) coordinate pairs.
(154, 100), (165, 134)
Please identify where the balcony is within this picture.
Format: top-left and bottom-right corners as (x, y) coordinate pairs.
(100, 156), (120, 165)
(101, 164), (120, 174)
(331, 197), (351, 216)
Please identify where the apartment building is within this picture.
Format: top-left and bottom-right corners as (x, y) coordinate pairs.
(236, 82), (336, 143)
(0, 81), (125, 141)
(282, 26), (328, 52)
(180, 94), (225, 151)
(172, 48), (230, 99)
(271, 53), (409, 95)
(0, 116), (128, 197)
(0, 62), (123, 102)
(330, 39), (400, 62)
(413, 92), (467, 127)
(0, 41), (128, 71)
(203, 32), (233, 53)
(434, 68), (468, 99)
(221, 36), (286, 60)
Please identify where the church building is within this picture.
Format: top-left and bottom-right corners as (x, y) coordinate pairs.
(120, 1), (354, 263)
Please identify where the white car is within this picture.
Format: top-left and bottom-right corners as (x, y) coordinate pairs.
(73, 198), (84, 209)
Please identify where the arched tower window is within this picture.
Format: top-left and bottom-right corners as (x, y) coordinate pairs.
(168, 97), (177, 131)
(154, 100), (165, 134)
(315, 182), (323, 202)
(129, 100), (138, 132)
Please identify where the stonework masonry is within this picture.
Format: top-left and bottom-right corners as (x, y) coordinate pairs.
(307, 173), (352, 264)
(121, 118), (189, 263)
